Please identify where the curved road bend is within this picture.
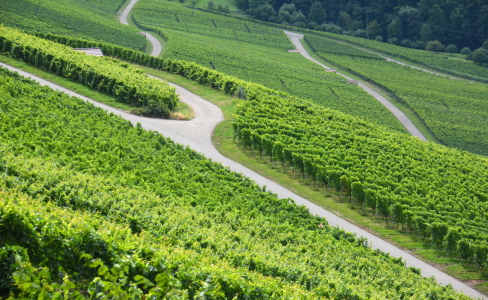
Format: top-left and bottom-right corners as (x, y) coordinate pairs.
(1, 62), (484, 299)
(284, 31), (428, 142)
(119, 0), (162, 57)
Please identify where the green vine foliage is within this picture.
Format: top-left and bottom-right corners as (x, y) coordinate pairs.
(0, 26), (177, 118)
(0, 66), (469, 298)
(233, 90), (488, 267)
(304, 34), (488, 156)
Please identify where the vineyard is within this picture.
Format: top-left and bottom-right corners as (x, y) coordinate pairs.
(315, 31), (488, 83)
(232, 83), (488, 269)
(0, 26), (177, 117)
(304, 35), (381, 60)
(1, 0), (488, 296)
(304, 34), (488, 156)
(0, 0), (145, 50)
(0, 66), (471, 298)
(15, 28), (488, 266)
(130, 0), (406, 132)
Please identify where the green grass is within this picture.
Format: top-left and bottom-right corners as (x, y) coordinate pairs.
(0, 54), (192, 119)
(131, 0), (406, 132)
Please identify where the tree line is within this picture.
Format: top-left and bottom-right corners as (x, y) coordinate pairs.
(235, 0), (488, 53)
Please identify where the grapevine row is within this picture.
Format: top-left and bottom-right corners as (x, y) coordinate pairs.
(0, 26), (177, 117)
(0, 67), (468, 298)
(233, 94), (488, 267)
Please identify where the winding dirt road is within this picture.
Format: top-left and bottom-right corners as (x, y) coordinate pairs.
(284, 31), (428, 141)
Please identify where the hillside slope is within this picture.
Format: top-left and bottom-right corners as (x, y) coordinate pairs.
(132, 0), (406, 132)
(0, 0), (145, 50)
(0, 66), (472, 299)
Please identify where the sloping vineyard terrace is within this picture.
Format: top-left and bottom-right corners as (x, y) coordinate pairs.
(0, 27), (177, 117)
(131, 0), (405, 132)
(0, 67), (469, 298)
(304, 35), (488, 156)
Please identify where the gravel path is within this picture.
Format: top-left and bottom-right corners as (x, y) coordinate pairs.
(119, 0), (162, 56)
(1, 61), (485, 299)
(284, 31), (428, 141)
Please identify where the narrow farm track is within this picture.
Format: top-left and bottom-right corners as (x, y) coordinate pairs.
(119, 0), (162, 56)
(1, 61), (485, 299)
(284, 31), (428, 141)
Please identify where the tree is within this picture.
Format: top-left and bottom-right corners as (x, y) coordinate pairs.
(272, 142), (285, 167)
(207, 0), (215, 9)
(387, 18), (404, 40)
(471, 50), (488, 65)
(449, 5), (467, 46)
(476, 6), (488, 38)
(235, 0), (249, 10)
(366, 20), (382, 40)
(353, 29), (367, 39)
(290, 11), (306, 25)
(483, 40), (488, 49)
(349, 21), (363, 32)
(425, 40), (445, 52)
(279, 3), (296, 15)
(389, 203), (405, 229)
(460, 47), (471, 55)
(307, 1), (326, 24)
(398, 6), (421, 40)
(278, 10), (291, 24)
(413, 40), (425, 49)
(427, 4), (447, 42)
(307, 21), (318, 29)
(443, 227), (461, 255)
(323, 23), (343, 34)
(250, 4), (277, 21)
(457, 238), (472, 261)
(351, 182), (365, 205)
(340, 175), (351, 199)
(401, 39), (412, 48)
(338, 11), (351, 30)
(445, 44), (457, 56)
(365, 189), (376, 213)
(420, 24), (433, 42)
(418, 0), (435, 19)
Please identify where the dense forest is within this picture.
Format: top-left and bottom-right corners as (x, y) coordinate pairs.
(236, 0), (488, 51)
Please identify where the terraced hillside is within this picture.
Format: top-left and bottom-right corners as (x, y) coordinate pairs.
(0, 0), (145, 50)
(0, 67), (470, 299)
(317, 32), (488, 83)
(131, 0), (406, 132)
(305, 34), (488, 156)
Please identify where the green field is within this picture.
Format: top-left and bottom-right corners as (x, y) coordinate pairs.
(232, 78), (488, 269)
(317, 31), (488, 83)
(304, 34), (488, 156)
(131, 0), (406, 132)
(0, 0), (145, 50)
(2, 0), (488, 297)
(0, 26), (177, 117)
